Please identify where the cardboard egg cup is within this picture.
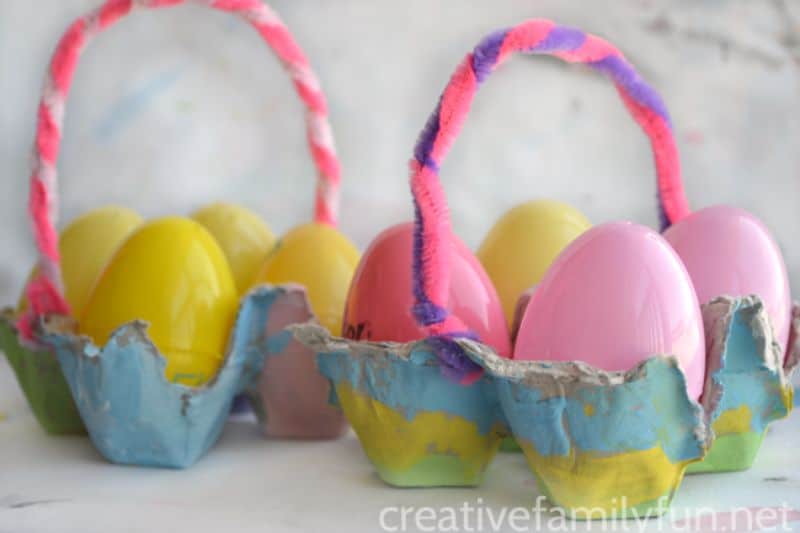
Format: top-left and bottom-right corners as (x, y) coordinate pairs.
(294, 295), (798, 519)
(3, 281), (343, 468)
(0, 309), (85, 435)
(500, 294), (798, 473)
(240, 284), (348, 440)
(32, 287), (270, 468)
(689, 297), (798, 473)
(302, 327), (506, 487)
(13, 285), (340, 468)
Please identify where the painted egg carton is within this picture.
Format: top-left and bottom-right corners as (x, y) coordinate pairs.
(291, 18), (798, 519)
(39, 286), (309, 468)
(295, 296), (797, 518)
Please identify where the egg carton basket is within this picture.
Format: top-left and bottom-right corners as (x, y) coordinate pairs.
(5, 0), (344, 466)
(293, 20), (798, 519)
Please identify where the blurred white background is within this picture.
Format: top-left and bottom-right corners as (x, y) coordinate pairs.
(1, 0), (798, 304)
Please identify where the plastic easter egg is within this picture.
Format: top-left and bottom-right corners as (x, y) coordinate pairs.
(663, 205), (792, 352)
(514, 222), (705, 399)
(79, 217), (238, 386)
(191, 202), (276, 293)
(19, 206), (143, 317)
(477, 200), (591, 325)
(343, 223), (511, 356)
(251, 222), (360, 334)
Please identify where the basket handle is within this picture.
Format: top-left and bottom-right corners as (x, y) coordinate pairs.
(21, 0), (340, 338)
(410, 19), (691, 339)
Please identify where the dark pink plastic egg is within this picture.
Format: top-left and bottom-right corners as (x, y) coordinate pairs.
(342, 223), (511, 357)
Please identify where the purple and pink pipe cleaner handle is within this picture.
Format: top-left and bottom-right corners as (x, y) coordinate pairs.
(20, 0), (341, 340)
(410, 19), (691, 342)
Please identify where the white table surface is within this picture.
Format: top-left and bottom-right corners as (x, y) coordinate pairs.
(1, 355), (798, 533)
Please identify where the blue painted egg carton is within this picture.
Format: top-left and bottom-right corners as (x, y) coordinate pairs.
(294, 295), (796, 519)
(304, 329), (506, 487)
(38, 286), (292, 469)
(687, 297), (798, 473)
(501, 293), (797, 472)
(298, 324), (708, 518)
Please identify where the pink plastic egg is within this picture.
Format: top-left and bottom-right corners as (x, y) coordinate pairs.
(342, 222), (511, 357)
(514, 222), (706, 399)
(663, 205), (792, 353)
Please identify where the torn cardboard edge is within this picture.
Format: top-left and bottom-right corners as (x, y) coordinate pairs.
(698, 295), (790, 425)
(294, 323), (695, 397)
(295, 295), (795, 405)
(37, 283), (311, 394)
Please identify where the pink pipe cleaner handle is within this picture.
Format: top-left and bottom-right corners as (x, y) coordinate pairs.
(22, 0), (340, 337)
(410, 20), (691, 338)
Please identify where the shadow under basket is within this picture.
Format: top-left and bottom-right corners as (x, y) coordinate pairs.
(687, 297), (798, 473)
(0, 310), (85, 435)
(36, 287), (287, 468)
(298, 327), (505, 487)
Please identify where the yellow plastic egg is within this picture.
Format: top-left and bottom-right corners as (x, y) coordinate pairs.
(251, 222), (360, 334)
(477, 200), (591, 325)
(18, 206), (143, 317)
(79, 217), (238, 386)
(191, 202), (276, 294)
